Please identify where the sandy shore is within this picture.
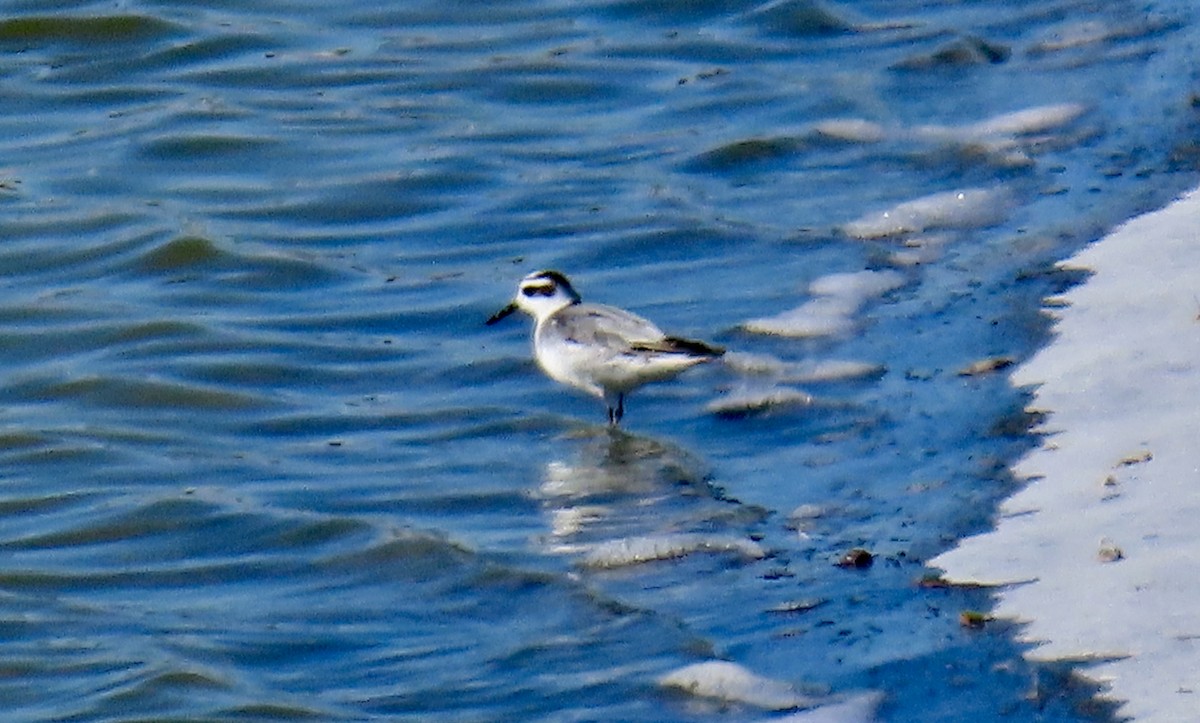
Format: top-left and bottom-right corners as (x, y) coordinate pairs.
(931, 186), (1200, 720)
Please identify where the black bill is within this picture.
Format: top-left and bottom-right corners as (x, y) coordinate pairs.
(485, 302), (518, 325)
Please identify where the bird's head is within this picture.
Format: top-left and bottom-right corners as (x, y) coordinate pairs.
(486, 270), (581, 325)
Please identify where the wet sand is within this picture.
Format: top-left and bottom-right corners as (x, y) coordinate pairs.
(932, 185), (1200, 720)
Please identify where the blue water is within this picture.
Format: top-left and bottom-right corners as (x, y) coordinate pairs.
(1, 1), (1198, 720)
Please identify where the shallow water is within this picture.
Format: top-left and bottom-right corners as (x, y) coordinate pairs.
(2, 1), (1198, 720)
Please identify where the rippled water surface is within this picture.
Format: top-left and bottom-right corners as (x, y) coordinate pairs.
(3, 1), (1199, 720)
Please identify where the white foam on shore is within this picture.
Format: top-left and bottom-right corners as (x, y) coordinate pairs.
(722, 352), (884, 382)
(771, 692), (882, 723)
(811, 118), (887, 143)
(659, 661), (881, 721)
(931, 186), (1200, 720)
(955, 102), (1086, 138)
(581, 533), (766, 568)
(842, 187), (1010, 239)
(705, 385), (814, 416)
(742, 270), (904, 338)
(710, 353), (882, 418)
(659, 660), (817, 710)
(813, 103), (1086, 151)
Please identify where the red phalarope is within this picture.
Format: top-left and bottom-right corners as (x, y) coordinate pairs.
(487, 270), (724, 426)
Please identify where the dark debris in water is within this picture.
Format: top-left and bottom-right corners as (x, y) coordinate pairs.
(1116, 449), (1152, 467)
(834, 547), (873, 569)
(676, 67), (729, 86)
(959, 610), (991, 629)
(958, 356), (1015, 376)
(914, 572), (989, 590)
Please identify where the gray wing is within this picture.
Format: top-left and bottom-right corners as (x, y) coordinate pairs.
(548, 303), (666, 354)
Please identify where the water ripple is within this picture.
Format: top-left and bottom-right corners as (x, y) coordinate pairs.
(0, 14), (183, 46)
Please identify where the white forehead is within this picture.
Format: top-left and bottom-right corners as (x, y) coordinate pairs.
(517, 271), (576, 298)
(520, 275), (557, 289)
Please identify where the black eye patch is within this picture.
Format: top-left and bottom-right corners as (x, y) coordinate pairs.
(521, 284), (555, 297)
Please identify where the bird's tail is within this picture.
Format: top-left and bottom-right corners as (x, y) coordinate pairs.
(632, 337), (725, 357)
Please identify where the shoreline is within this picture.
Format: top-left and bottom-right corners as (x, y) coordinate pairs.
(931, 185), (1200, 720)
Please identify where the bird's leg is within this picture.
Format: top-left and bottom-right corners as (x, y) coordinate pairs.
(605, 394), (626, 426)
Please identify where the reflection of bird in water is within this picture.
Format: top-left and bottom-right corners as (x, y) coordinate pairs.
(537, 430), (703, 550)
(534, 429), (766, 570)
(540, 431), (702, 502)
(487, 270), (723, 425)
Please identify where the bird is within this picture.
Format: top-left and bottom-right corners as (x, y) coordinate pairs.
(486, 270), (724, 426)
